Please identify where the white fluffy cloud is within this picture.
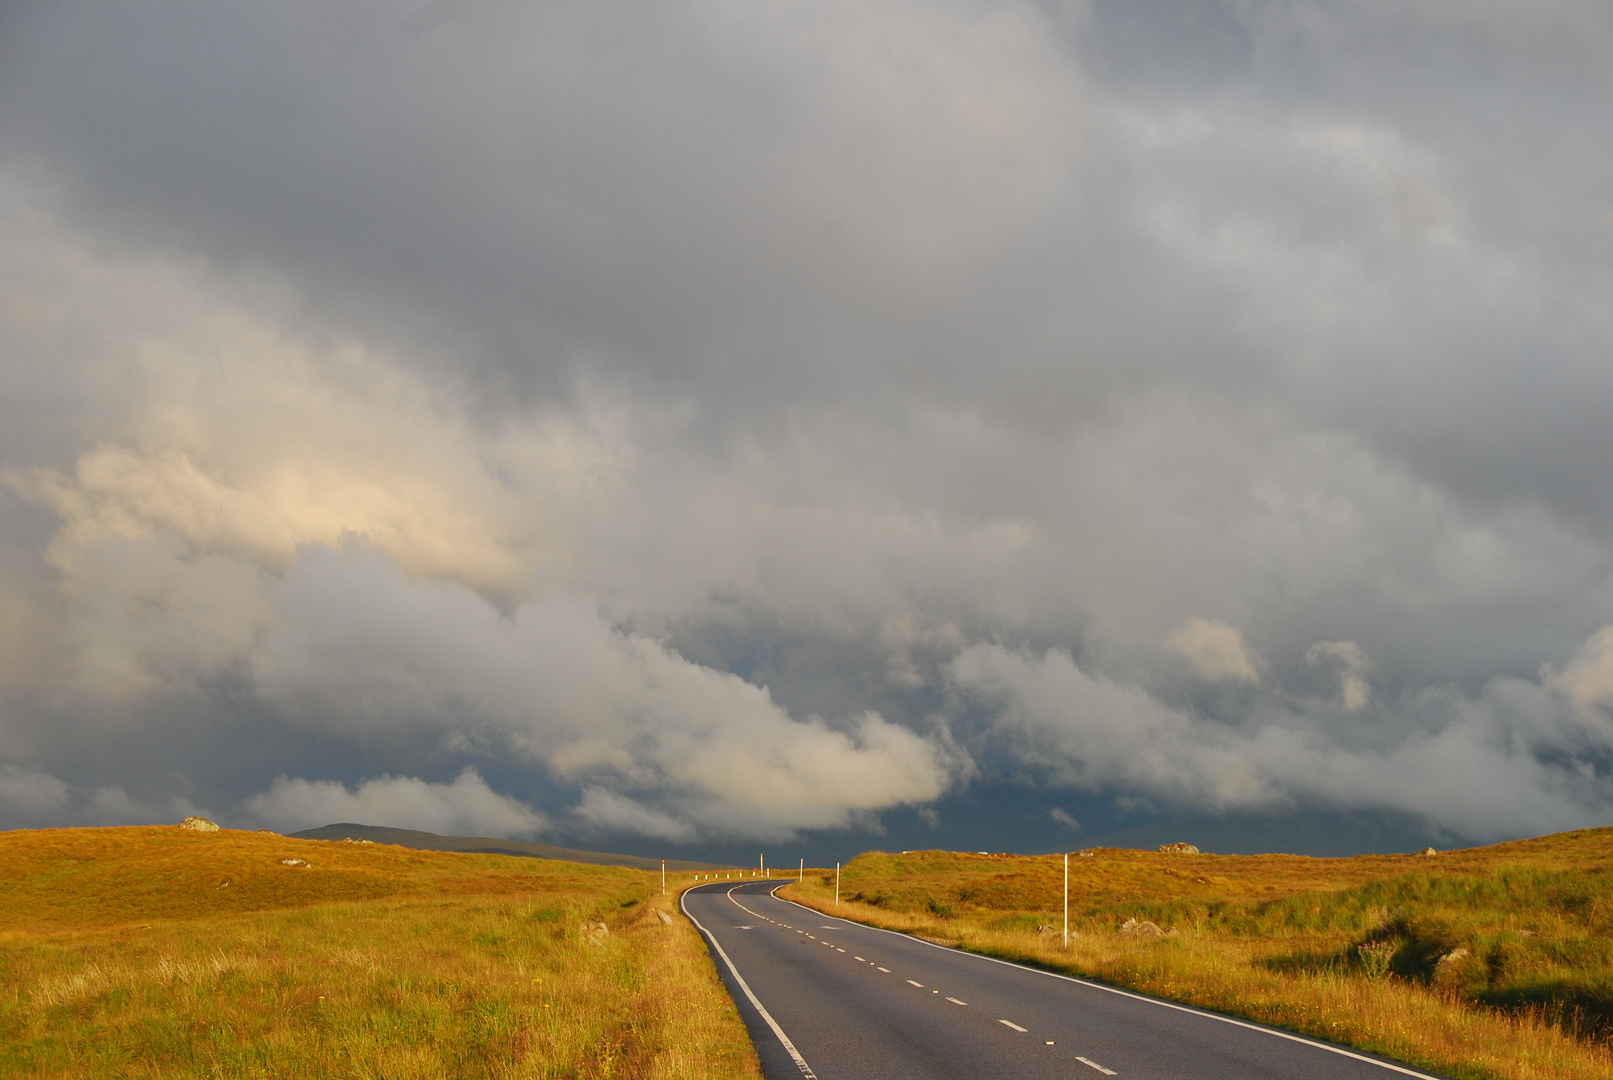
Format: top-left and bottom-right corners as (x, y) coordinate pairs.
(951, 631), (1613, 842)
(1544, 625), (1613, 731)
(1166, 617), (1263, 684)
(242, 768), (546, 838)
(2, 2), (1613, 850)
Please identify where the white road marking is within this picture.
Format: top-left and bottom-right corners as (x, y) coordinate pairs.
(836, 948), (846, 953)
(946, 997), (967, 1006)
(736, 926), (753, 930)
(682, 888), (816, 1080)
(906, 980), (924, 987)
(877, 966), (890, 973)
(1000, 1020), (1028, 1033)
(768, 889), (1445, 1080)
(1075, 1056), (1117, 1075)
(854, 956), (866, 962)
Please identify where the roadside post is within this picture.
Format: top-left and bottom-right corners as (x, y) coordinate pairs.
(835, 861), (840, 907)
(1063, 852), (1069, 948)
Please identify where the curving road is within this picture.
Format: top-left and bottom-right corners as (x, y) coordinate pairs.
(682, 881), (1451, 1080)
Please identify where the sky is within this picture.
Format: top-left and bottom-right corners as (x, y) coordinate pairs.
(1, 0), (1611, 862)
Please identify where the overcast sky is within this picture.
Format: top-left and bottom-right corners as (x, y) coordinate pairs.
(1, 0), (1611, 858)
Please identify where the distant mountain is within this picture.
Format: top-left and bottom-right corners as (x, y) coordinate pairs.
(288, 823), (727, 871)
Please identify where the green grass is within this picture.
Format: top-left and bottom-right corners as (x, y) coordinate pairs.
(0, 827), (762, 1079)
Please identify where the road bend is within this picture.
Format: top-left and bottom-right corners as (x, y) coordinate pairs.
(681, 881), (1451, 1080)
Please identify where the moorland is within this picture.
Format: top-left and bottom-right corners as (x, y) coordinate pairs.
(0, 826), (761, 1079)
(781, 828), (1613, 1080)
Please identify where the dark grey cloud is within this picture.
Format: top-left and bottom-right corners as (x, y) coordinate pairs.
(1, 1), (1611, 854)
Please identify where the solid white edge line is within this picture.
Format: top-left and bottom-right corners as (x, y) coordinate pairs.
(681, 885), (817, 1080)
(767, 887), (1447, 1080)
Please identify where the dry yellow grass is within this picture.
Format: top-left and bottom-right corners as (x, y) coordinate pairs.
(781, 828), (1613, 1080)
(0, 827), (762, 1079)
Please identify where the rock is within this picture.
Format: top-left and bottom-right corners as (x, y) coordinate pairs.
(1157, 842), (1199, 854)
(655, 909), (673, 926)
(1077, 850), (1095, 857)
(1120, 916), (1165, 938)
(1434, 947), (1471, 984)
(216, 880), (231, 890)
(583, 921), (610, 944)
(1420, 847), (1438, 856)
(178, 816), (220, 832)
(1035, 924), (1056, 935)
(279, 857), (310, 868)
(340, 838), (375, 844)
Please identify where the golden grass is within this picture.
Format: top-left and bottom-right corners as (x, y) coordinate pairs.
(780, 828), (1613, 1080)
(0, 827), (762, 1079)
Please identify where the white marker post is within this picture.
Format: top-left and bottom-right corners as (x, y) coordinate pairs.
(1063, 852), (1069, 948)
(835, 861), (840, 907)
(662, 859), (666, 895)
(799, 858), (804, 883)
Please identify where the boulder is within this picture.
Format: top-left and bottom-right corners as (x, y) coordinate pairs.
(1435, 947), (1469, 978)
(1420, 847), (1438, 856)
(655, 909), (673, 926)
(178, 816), (220, 832)
(1119, 916), (1166, 937)
(1157, 842), (1199, 854)
(279, 857), (310, 868)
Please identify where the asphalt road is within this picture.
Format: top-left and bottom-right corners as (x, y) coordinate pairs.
(682, 880), (1451, 1080)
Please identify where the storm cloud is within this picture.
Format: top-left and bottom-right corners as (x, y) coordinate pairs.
(1, 1), (1610, 853)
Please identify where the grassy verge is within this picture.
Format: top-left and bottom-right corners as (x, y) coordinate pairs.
(0, 827), (762, 1079)
(779, 829), (1613, 1080)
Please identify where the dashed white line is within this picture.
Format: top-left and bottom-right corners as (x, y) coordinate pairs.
(853, 956), (866, 962)
(1000, 1020), (1028, 1033)
(877, 966), (890, 973)
(1075, 1056), (1117, 1075)
(906, 980), (924, 988)
(946, 997), (967, 1006)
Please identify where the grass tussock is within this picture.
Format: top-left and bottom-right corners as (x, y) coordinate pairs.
(0, 827), (761, 1080)
(782, 828), (1613, 1080)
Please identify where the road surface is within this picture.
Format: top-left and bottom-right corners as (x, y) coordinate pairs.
(681, 881), (1450, 1080)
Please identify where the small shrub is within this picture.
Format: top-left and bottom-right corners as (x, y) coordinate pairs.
(1358, 941), (1397, 979)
